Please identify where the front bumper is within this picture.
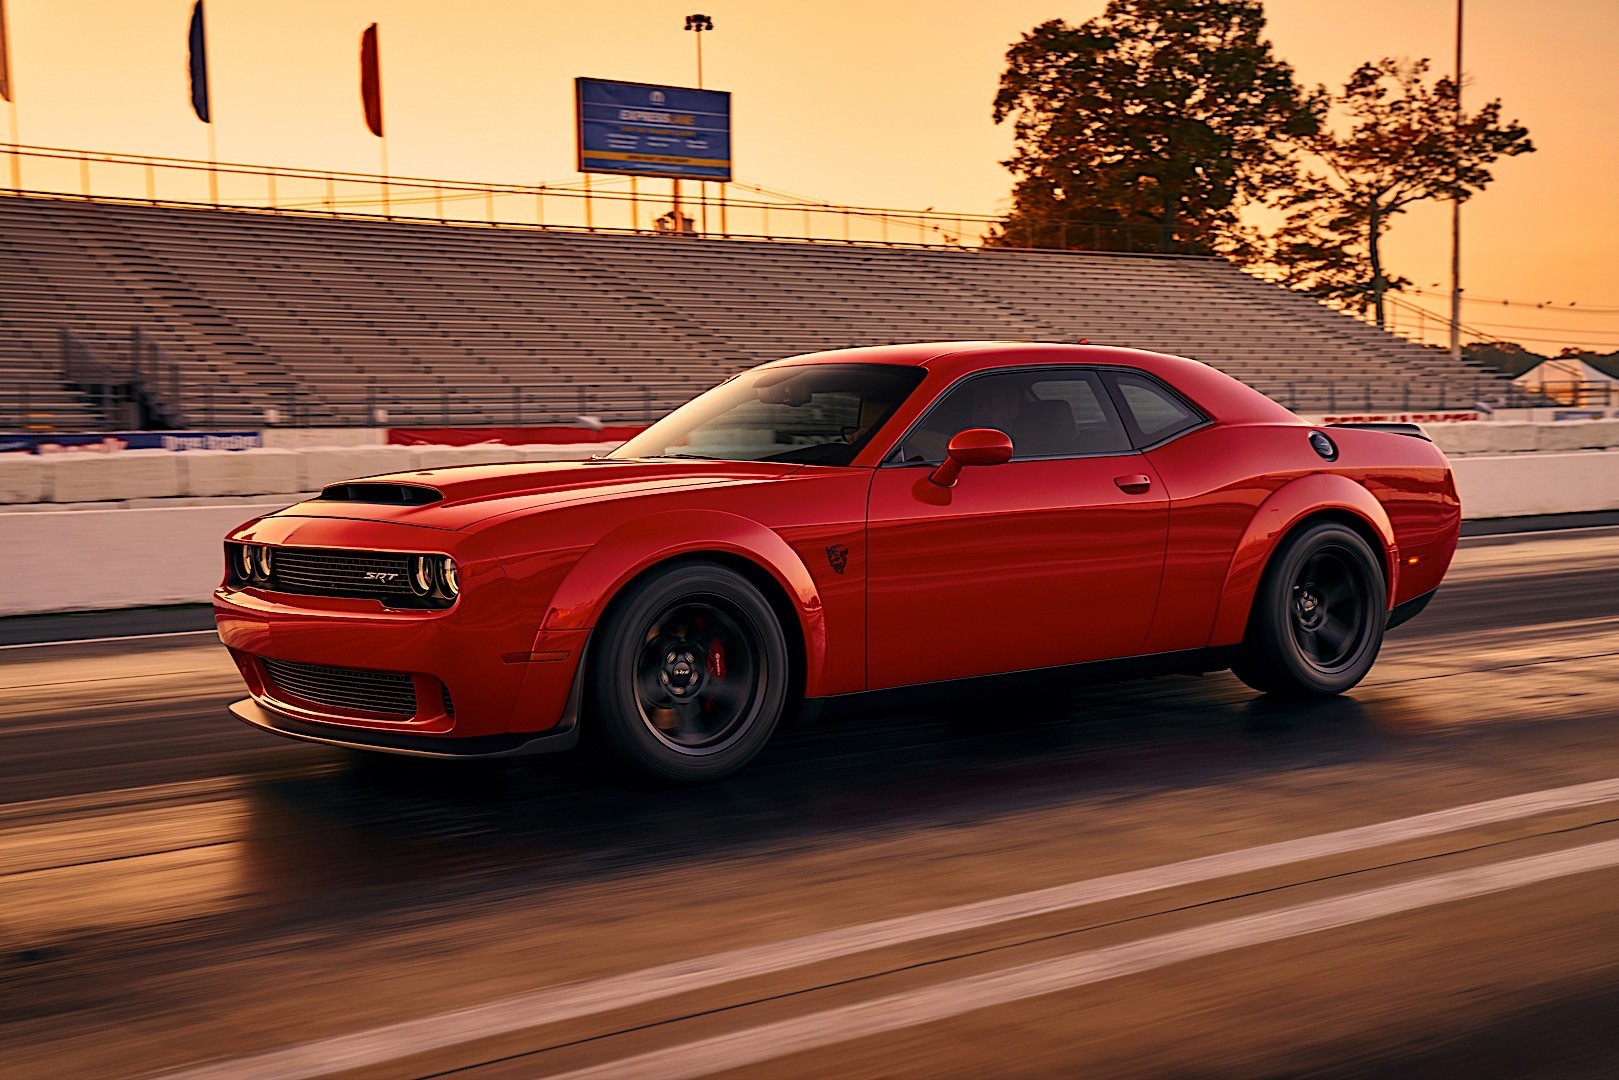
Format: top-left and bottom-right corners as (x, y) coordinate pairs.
(215, 516), (587, 748)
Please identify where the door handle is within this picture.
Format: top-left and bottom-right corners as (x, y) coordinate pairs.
(1114, 474), (1152, 494)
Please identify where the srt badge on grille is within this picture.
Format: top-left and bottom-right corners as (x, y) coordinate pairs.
(364, 571), (401, 581)
(825, 544), (849, 574)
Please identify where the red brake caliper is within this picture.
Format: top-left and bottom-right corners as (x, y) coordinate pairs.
(704, 639), (727, 712)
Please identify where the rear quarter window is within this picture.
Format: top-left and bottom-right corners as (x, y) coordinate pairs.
(1107, 371), (1207, 447)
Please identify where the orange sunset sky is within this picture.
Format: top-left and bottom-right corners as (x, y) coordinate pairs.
(4, 0), (1616, 353)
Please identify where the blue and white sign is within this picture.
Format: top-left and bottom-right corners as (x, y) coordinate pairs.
(0, 431), (264, 454)
(576, 78), (732, 181)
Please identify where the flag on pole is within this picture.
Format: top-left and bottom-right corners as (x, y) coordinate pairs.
(360, 23), (383, 137)
(0, 0), (15, 103)
(188, 1), (210, 122)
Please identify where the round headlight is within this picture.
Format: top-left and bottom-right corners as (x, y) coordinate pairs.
(236, 544), (255, 581)
(439, 557), (459, 597)
(410, 555), (434, 596)
(254, 545), (273, 580)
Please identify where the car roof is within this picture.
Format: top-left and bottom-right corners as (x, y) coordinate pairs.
(765, 340), (1212, 373)
(763, 341), (1301, 428)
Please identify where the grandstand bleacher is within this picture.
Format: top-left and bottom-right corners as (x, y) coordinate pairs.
(0, 193), (1509, 431)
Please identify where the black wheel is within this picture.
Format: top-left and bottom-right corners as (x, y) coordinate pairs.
(587, 562), (789, 782)
(1230, 521), (1386, 697)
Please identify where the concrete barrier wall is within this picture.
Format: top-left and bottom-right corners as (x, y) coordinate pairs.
(259, 428), (386, 450)
(3, 424), (1616, 507)
(2, 449), (1614, 618)
(1425, 419), (1619, 457)
(3, 504), (264, 615)
(0, 443), (624, 505)
(1450, 451), (1619, 520)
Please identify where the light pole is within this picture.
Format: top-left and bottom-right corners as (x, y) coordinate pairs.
(679, 14), (714, 236)
(1449, 0), (1464, 362)
(685, 13), (713, 89)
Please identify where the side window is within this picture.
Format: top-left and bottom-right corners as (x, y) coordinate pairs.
(1107, 372), (1205, 447)
(896, 368), (1132, 463)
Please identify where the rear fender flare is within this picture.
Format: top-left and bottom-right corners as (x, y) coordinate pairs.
(542, 509), (830, 696)
(1209, 473), (1398, 648)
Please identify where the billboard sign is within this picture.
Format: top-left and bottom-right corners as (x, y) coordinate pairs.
(0, 431), (264, 454)
(576, 77), (731, 181)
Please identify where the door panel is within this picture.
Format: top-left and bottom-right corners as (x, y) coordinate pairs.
(865, 456), (1169, 690)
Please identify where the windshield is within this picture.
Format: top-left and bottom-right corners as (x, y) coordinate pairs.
(611, 363), (925, 466)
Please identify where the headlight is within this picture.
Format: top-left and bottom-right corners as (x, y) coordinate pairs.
(254, 545), (273, 580)
(236, 544), (255, 581)
(410, 555), (434, 596)
(439, 557), (459, 597)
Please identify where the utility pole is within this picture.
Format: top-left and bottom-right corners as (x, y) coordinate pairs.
(1449, 0), (1464, 362)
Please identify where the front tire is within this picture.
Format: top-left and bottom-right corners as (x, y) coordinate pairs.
(1230, 521), (1386, 697)
(587, 562), (789, 782)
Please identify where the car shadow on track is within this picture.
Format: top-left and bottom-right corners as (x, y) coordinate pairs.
(225, 674), (1401, 928)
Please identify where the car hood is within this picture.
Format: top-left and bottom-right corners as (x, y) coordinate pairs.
(268, 459), (804, 531)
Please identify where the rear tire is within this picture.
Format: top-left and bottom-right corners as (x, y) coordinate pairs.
(587, 562), (789, 782)
(1230, 521), (1386, 697)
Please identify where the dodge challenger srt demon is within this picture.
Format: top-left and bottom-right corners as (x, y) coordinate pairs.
(216, 342), (1461, 781)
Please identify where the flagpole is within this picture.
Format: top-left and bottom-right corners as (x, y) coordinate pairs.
(1, 0), (16, 191)
(207, 123), (218, 206)
(6, 99), (18, 191)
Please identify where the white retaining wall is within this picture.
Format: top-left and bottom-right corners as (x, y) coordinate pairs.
(1425, 419), (1619, 457)
(0, 443), (620, 505)
(1, 450), (1615, 618)
(4, 422), (1617, 508)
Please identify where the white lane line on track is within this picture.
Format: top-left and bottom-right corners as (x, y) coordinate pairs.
(0, 629), (218, 651)
(161, 776), (1619, 1080)
(551, 836), (1619, 1080)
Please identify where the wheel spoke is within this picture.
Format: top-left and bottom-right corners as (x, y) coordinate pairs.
(1297, 627), (1321, 661)
(1317, 614), (1352, 657)
(636, 665), (667, 705)
(1302, 553), (1327, 584)
(672, 699), (705, 739)
(703, 679), (745, 711)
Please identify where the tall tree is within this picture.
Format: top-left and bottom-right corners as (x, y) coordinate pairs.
(1268, 58), (1534, 326)
(991, 0), (1319, 252)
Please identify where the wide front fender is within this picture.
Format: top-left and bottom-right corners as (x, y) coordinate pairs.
(1208, 472), (1399, 648)
(540, 509), (831, 697)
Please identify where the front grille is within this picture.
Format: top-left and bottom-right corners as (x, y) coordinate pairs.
(441, 683), (456, 718)
(262, 657), (417, 718)
(271, 547), (417, 602)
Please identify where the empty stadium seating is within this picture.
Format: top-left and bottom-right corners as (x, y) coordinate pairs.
(0, 193), (1510, 431)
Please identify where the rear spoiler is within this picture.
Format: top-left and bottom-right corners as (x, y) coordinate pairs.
(1326, 422), (1432, 442)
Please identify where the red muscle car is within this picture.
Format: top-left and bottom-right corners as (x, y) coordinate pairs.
(216, 343), (1461, 781)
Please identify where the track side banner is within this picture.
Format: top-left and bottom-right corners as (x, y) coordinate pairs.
(576, 77), (732, 181)
(1, 431), (263, 454)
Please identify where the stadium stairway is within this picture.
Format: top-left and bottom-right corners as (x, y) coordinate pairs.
(0, 193), (1510, 430)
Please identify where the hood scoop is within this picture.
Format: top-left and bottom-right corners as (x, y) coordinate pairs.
(317, 481), (443, 506)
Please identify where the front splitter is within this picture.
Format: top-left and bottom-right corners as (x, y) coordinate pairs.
(229, 699), (579, 759)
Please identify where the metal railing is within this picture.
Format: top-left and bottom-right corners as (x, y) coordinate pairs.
(252, 379), (706, 429)
(0, 142), (1225, 255)
(10, 362), (1594, 434)
(1274, 376), (1566, 414)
